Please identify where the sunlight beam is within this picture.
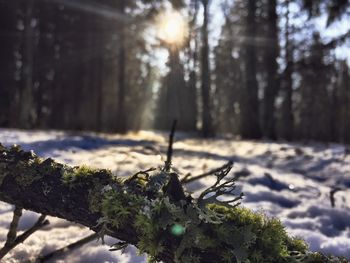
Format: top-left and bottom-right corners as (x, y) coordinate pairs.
(44, 0), (130, 22)
(156, 10), (188, 47)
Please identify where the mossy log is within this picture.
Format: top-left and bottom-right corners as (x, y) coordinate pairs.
(0, 144), (137, 244)
(0, 144), (348, 263)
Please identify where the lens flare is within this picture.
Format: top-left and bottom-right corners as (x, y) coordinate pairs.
(156, 10), (188, 46)
(170, 223), (185, 236)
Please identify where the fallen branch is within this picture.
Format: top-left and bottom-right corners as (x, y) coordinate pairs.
(0, 144), (348, 263)
(0, 144), (138, 246)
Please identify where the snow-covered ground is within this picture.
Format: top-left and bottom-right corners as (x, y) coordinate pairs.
(0, 129), (349, 262)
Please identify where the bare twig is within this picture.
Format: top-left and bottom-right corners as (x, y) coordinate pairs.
(124, 167), (157, 183)
(197, 161), (243, 208)
(0, 214), (49, 260)
(164, 120), (177, 172)
(330, 187), (342, 208)
(6, 206), (23, 244)
(181, 161), (233, 184)
(37, 233), (98, 263)
(0, 206), (23, 259)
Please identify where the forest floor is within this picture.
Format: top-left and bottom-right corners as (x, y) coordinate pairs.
(0, 129), (350, 262)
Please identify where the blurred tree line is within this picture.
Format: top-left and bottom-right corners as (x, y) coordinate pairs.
(0, 0), (349, 142)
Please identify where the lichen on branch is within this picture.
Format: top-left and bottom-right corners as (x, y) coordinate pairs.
(0, 143), (348, 263)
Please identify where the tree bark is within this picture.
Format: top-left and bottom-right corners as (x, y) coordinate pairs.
(200, 0), (214, 137)
(115, 0), (127, 133)
(280, 0), (294, 141)
(262, 0), (279, 140)
(19, 0), (35, 128)
(240, 0), (261, 139)
(0, 144), (138, 245)
(0, 1), (17, 127)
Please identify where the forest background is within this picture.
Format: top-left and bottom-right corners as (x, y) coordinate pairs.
(0, 0), (350, 143)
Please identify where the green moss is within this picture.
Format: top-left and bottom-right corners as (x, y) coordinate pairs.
(61, 165), (99, 186)
(206, 204), (310, 262)
(59, 163), (123, 215)
(205, 204), (350, 263)
(286, 237), (308, 252)
(135, 213), (164, 261)
(101, 189), (144, 228)
(98, 170), (348, 263)
(88, 188), (103, 213)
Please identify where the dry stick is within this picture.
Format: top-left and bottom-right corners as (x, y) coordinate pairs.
(330, 187), (342, 208)
(37, 233), (99, 263)
(164, 120), (177, 172)
(0, 214), (48, 260)
(0, 206), (23, 259)
(181, 161), (233, 184)
(6, 206), (23, 244)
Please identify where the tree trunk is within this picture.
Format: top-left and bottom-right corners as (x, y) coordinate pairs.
(19, 0), (35, 128)
(155, 48), (190, 131)
(240, 0), (261, 139)
(262, 0), (279, 139)
(280, 0), (294, 141)
(186, 0), (200, 131)
(200, 0), (214, 137)
(115, 0), (127, 133)
(0, 1), (17, 127)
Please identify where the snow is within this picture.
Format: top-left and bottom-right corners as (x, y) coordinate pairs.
(0, 128), (349, 262)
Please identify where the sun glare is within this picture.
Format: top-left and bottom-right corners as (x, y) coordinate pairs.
(156, 10), (188, 46)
